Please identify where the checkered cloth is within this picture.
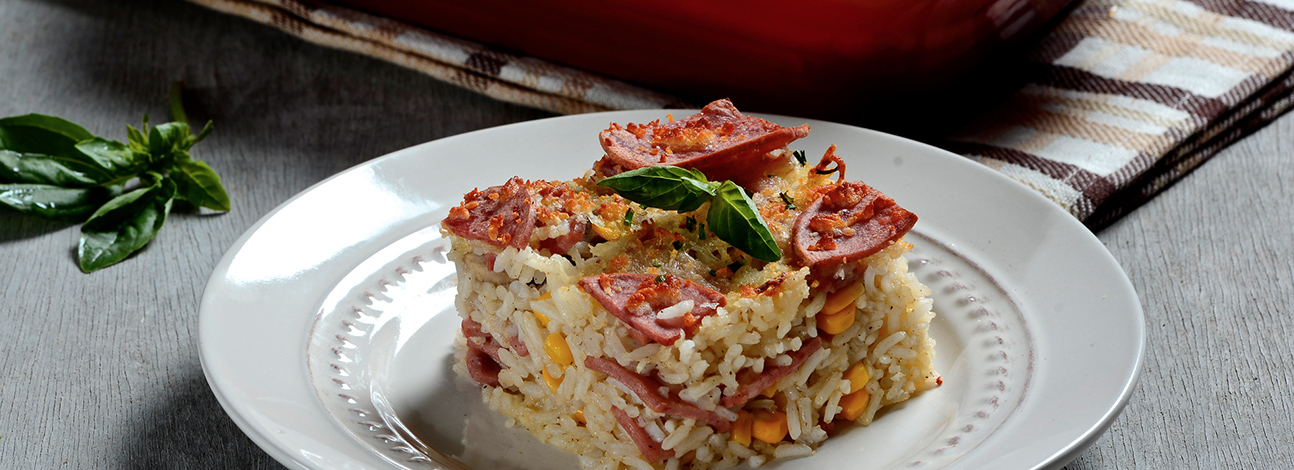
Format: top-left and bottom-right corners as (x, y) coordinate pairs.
(190, 0), (1294, 230)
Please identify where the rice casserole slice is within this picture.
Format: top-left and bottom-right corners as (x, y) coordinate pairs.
(441, 99), (938, 470)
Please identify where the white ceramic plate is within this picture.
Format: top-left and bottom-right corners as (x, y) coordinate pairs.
(199, 111), (1144, 470)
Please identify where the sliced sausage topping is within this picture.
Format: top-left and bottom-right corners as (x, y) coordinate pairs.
(442, 176), (535, 249)
(464, 348), (502, 387)
(792, 181), (917, 268)
(578, 273), (726, 346)
(586, 356), (733, 433)
(537, 218), (586, 256)
(462, 317), (528, 358)
(720, 337), (824, 408)
(598, 99), (810, 185)
(461, 318), (503, 362)
(611, 407), (675, 462)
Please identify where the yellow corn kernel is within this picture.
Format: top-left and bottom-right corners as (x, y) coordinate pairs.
(838, 390), (870, 422)
(537, 292), (552, 301)
(731, 410), (753, 446)
(574, 409), (586, 424)
(752, 410), (789, 444)
(760, 385), (777, 398)
(818, 306), (856, 335)
(844, 361), (871, 394)
(534, 312), (551, 328)
(542, 368), (563, 394)
(545, 333), (574, 366)
(822, 281), (865, 315)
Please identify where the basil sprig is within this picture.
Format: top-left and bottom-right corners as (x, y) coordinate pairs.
(598, 165), (782, 262)
(0, 86), (229, 272)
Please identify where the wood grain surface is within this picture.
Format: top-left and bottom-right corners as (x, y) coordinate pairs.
(1, 0), (1290, 468)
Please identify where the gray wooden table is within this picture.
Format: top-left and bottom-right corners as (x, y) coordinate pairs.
(2, 0), (1291, 468)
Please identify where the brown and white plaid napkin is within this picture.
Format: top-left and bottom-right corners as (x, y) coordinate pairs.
(190, 0), (1294, 230)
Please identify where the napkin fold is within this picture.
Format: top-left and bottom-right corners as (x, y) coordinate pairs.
(190, 0), (1294, 230)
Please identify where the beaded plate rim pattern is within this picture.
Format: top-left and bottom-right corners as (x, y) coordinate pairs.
(302, 225), (1035, 470)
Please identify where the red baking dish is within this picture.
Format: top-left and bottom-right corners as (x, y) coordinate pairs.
(330, 0), (1074, 124)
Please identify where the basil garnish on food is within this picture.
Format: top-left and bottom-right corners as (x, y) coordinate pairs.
(0, 84), (230, 272)
(707, 181), (781, 262)
(597, 165), (782, 262)
(597, 165), (720, 212)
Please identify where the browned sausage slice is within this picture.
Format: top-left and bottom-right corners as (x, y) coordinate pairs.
(586, 356), (733, 433)
(720, 337), (824, 408)
(442, 177), (535, 249)
(792, 181), (917, 268)
(578, 273), (726, 346)
(598, 99), (810, 185)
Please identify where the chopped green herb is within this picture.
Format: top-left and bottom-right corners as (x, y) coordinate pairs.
(727, 259), (747, 272)
(698, 223), (707, 240)
(655, 274), (666, 283)
(780, 192), (796, 210)
(792, 150), (807, 165)
(708, 268), (718, 277)
(672, 240), (683, 250)
(652, 262), (662, 268)
(623, 208), (634, 226)
(686, 215), (697, 232)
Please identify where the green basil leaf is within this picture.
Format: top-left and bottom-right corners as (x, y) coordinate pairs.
(147, 122), (190, 167)
(171, 159), (230, 211)
(126, 122), (148, 154)
(0, 115), (120, 183)
(706, 181), (781, 262)
(0, 114), (95, 154)
(78, 177), (176, 272)
(75, 137), (143, 181)
(0, 150), (101, 186)
(0, 183), (112, 222)
(597, 165), (719, 212)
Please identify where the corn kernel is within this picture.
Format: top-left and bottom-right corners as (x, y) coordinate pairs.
(844, 361), (871, 394)
(838, 390), (870, 421)
(542, 368), (563, 394)
(822, 281), (865, 315)
(731, 411), (753, 446)
(818, 306), (856, 335)
(537, 292), (552, 301)
(574, 409), (586, 424)
(534, 312), (551, 328)
(752, 410), (789, 444)
(545, 333), (574, 366)
(760, 385), (777, 398)
(679, 450), (697, 465)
